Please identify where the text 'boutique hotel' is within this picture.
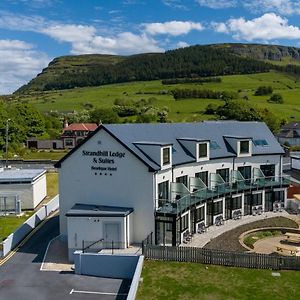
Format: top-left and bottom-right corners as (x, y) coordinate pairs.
(55, 121), (289, 259)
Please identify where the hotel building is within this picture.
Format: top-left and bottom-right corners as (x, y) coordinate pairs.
(55, 121), (289, 259)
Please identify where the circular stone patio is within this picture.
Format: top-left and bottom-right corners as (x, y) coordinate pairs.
(252, 235), (286, 254)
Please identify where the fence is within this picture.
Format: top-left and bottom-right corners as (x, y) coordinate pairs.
(82, 239), (127, 254)
(142, 244), (300, 271)
(0, 195), (59, 257)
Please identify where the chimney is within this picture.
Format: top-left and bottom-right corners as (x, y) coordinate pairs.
(63, 119), (69, 129)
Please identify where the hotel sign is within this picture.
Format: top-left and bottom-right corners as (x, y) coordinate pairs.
(82, 150), (126, 174)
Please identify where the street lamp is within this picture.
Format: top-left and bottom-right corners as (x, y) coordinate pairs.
(5, 119), (11, 168)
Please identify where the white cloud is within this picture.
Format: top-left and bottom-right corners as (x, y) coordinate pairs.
(71, 32), (163, 55)
(177, 41), (189, 48)
(144, 21), (203, 36)
(244, 0), (300, 15)
(0, 39), (49, 94)
(214, 13), (300, 41)
(196, 0), (237, 9)
(211, 22), (228, 33)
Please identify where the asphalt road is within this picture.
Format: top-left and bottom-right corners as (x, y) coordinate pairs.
(0, 215), (130, 300)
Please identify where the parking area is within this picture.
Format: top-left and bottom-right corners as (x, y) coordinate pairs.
(0, 215), (130, 300)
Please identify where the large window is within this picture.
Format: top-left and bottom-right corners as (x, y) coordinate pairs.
(158, 181), (169, 200)
(214, 200), (223, 215)
(196, 206), (205, 222)
(260, 164), (275, 177)
(216, 168), (230, 182)
(176, 175), (188, 188)
(232, 196), (242, 210)
(162, 147), (170, 165)
(181, 214), (189, 231)
(240, 141), (250, 154)
(238, 166), (252, 180)
(65, 139), (74, 147)
(198, 143), (208, 158)
(252, 193), (262, 206)
(195, 171), (208, 186)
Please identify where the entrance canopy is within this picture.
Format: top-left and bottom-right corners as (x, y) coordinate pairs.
(66, 203), (133, 217)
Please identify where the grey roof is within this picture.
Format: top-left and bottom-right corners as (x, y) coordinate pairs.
(0, 168), (46, 183)
(104, 121), (284, 171)
(66, 203), (133, 217)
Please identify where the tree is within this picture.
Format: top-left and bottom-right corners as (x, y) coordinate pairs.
(255, 86), (273, 96)
(268, 93), (284, 104)
(89, 108), (119, 124)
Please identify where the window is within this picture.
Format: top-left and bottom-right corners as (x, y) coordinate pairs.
(181, 214), (189, 231)
(214, 200), (223, 215)
(238, 166), (252, 180)
(158, 181), (169, 200)
(232, 196), (242, 210)
(210, 141), (221, 150)
(240, 141), (250, 154)
(216, 168), (230, 182)
(195, 171), (208, 186)
(260, 164), (275, 177)
(252, 193), (262, 206)
(176, 175), (188, 188)
(253, 139), (268, 147)
(65, 139), (74, 146)
(198, 143), (208, 158)
(162, 147), (170, 166)
(196, 206), (205, 222)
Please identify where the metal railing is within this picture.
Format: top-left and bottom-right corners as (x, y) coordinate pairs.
(156, 174), (290, 215)
(82, 239), (126, 254)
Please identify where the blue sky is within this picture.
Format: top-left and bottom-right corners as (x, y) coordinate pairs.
(2, 0), (300, 94)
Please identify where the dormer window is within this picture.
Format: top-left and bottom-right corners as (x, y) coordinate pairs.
(240, 140), (250, 155)
(162, 147), (171, 166)
(198, 143), (208, 158)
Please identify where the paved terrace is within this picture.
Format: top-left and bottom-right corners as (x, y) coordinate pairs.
(185, 211), (299, 248)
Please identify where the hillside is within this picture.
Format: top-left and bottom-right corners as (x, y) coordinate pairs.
(15, 43), (300, 94)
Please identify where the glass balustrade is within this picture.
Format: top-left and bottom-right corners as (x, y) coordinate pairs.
(156, 174), (290, 215)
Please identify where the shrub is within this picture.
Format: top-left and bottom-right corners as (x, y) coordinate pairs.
(268, 93), (284, 104)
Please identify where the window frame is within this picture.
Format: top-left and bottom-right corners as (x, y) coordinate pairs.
(198, 143), (208, 159)
(239, 140), (250, 155)
(162, 147), (171, 166)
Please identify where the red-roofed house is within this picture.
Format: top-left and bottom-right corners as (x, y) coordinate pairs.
(61, 122), (98, 149)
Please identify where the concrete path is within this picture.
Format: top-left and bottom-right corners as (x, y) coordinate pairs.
(186, 211), (292, 248)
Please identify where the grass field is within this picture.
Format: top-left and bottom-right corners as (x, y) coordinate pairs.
(21, 150), (67, 161)
(0, 172), (58, 241)
(137, 260), (300, 300)
(15, 70), (300, 122)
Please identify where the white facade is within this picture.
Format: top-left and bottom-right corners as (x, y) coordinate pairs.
(59, 129), (154, 243)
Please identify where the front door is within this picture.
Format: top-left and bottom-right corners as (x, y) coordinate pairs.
(225, 197), (232, 220)
(104, 223), (121, 248)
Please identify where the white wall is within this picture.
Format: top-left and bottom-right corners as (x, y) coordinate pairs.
(292, 157), (300, 170)
(32, 174), (47, 208)
(59, 128), (154, 244)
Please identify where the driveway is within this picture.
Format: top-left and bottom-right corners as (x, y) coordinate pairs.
(0, 215), (130, 300)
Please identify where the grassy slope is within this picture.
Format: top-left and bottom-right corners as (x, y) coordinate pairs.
(17, 70), (300, 122)
(137, 260), (300, 300)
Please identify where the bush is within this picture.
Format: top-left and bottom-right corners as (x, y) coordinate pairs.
(268, 93), (284, 104)
(255, 85), (273, 96)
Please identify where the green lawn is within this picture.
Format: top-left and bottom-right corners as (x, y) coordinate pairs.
(0, 212), (34, 241)
(14, 70), (300, 122)
(21, 150), (68, 161)
(137, 260), (300, 300)
(0, 172), (58, 242)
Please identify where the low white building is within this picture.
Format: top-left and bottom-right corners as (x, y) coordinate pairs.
(0, 169), (47, 211)
(55, 121), (290, 260)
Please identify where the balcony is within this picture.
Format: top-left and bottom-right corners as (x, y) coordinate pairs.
(156, 171), (290, 215)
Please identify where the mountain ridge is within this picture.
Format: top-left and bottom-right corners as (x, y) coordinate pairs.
(15, 43), (300, 94)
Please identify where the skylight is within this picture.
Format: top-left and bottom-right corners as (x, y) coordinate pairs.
(253, 139), (268, 147)
(210, 141), (221, 150)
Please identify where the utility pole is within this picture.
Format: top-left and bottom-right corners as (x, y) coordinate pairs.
(5, 119), (10, 168)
